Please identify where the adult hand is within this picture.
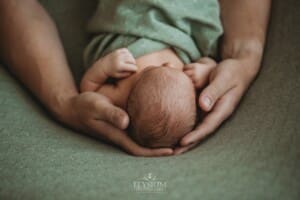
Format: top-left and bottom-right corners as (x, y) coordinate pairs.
(62, 92), (173, 157)
(174, 58), (260, 155)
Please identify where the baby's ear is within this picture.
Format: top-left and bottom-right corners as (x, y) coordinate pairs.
(162, 62), (175, 68)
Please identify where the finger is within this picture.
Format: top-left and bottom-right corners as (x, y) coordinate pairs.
(124, 55), (136, 65)
(115, 72), (133, 78)
(181, 87), (242, 146)
(93, 98), (130, 130)
(199, 71), (236, 112)
(118, 48), (136, 63)
(120, 63), (138, 72)
(80, 63), (106, 92)
(191, 67), (211, 88)
(183, 69), (194, 77)
(174, 143), (197, 155)
(184, 67), (211, 89)
(89, 120), (173, 157)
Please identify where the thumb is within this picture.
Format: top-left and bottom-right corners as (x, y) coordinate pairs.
(80, 60), (107, 92)
(199, 72), (235, 112)
(94, 97), (130, 130)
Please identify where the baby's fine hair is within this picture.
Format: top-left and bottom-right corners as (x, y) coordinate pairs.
(127, 67), (197, 148)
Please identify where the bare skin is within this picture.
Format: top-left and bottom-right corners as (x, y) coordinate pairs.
(0, 0), (271, 156)
(80, 48), (216, 109)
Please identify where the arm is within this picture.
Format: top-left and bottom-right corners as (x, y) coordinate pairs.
(0, 0), (172, 157)
(219, 0), (271, 74)
(175, 0), (271, 154)
(0, 0), (77, 121)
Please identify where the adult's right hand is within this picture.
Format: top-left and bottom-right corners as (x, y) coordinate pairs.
(62, 92), (173, 157)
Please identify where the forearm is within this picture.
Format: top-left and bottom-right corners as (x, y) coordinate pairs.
(0, 0), (78, 120)
(219, 0), (271, 72)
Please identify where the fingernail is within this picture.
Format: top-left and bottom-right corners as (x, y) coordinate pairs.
(119, 114), (129, 129)
(181, 139), (190, 146)
(203, 96), (212, 108)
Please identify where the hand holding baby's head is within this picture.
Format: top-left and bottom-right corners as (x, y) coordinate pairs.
(127, 66), (197, 148)
(81, 48), (216, 150)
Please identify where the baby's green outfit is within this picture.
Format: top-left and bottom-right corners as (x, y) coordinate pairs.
(84, 0), (223, 68)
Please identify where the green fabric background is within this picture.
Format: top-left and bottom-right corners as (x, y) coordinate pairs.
(0, 0), (299, 199)
(83, 0), (223, 67)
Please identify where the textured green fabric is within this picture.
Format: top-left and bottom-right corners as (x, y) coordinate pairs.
(0, 0), (300, 199)
(84, 0), (223, 67)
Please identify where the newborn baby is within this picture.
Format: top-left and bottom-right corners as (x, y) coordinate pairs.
(81, 48), (216, 148)
(82, 0), (222, 148)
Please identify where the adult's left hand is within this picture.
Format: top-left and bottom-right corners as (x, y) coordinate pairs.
(174, 58), (260, 155)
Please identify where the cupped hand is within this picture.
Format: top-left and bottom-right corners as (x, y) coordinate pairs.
(175, 58), (259, 155)
(64, 92), (173, 157)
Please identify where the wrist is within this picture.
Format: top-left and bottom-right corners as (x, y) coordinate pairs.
(48, 90), (78, 125)
(221, 38), (265, 76)
(221, 38), (264, 59)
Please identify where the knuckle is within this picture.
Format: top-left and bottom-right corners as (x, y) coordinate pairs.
(95, 98), (109, 110)
(93, 100), (102, 110)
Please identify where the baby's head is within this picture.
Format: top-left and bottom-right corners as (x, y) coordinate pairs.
(127, 66), (197, 148)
